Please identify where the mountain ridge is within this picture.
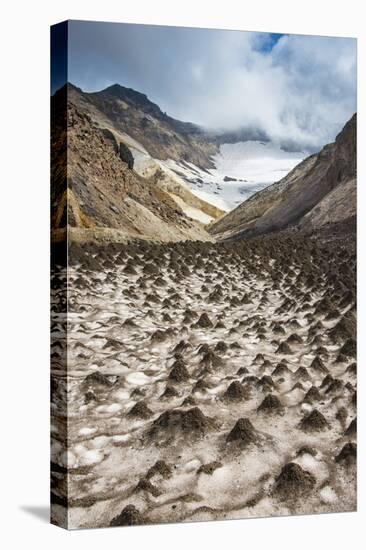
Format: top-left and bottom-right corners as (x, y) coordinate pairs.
(66, 83), (218, 170)
(209, 114), (356, 241)
(51, 86), (217, 243)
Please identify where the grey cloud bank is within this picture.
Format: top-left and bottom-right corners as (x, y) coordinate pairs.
(67, 21), (356, 151)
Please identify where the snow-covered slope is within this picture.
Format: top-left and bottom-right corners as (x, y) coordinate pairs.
(127, 141), (224, 223)
(119, 131), (305, 218)
(162, 141), (305, 211)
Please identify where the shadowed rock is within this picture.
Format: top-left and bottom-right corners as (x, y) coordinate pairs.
(119, 142), (134, 169)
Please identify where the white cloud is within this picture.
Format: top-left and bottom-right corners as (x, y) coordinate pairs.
(68, 22), (357, 151)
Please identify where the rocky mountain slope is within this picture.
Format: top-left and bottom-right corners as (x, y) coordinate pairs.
(209, 115), (356, 240)
(51, 86), (223, 243)
(68, 83), (218, 170)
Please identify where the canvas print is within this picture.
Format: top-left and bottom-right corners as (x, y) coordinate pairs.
(50, 20), (357, 529)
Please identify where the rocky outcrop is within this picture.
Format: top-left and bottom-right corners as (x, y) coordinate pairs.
(119, 142), (134, 169)
(209, 114), (356, 240)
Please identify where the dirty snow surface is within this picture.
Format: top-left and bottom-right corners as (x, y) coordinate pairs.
(162, 141), (305, 211)
(51, 236), (356, 529)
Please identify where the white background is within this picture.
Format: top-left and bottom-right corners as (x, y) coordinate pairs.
(1, 0), (364, 547)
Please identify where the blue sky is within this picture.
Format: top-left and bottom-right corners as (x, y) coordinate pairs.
(52, 21), (357, 150)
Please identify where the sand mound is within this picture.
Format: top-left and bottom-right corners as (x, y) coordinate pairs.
(340, 338), (356, 358)
(257, 393), (284, 413)
(169, 359), (189, 382)
(146, 460), (172, 479)
(83, 371), (115, 387)
(224, 381), (250, 401)
(135, 478), (161, 496)
(150, 407), (215, 437)
(161, 385), (179, 398)
(226, 418), (257, 446)
(196, 313), (213, 328)
(197, 461), (223, 475)
(303, 386), (322, 403)
(309, 356), (329, 374)
(110, 504), (145, 527)
(128, 401), (153, 419)
(335, 442), (357, 465)
(345, 417), (356, 436)
(274, 462), (316, 499)
(300, 409), (329, 432)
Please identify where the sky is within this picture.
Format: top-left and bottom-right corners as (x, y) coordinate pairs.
(54, 20), (357, 151)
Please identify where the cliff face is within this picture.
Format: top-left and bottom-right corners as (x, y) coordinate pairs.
(209, 114), (356, 241)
